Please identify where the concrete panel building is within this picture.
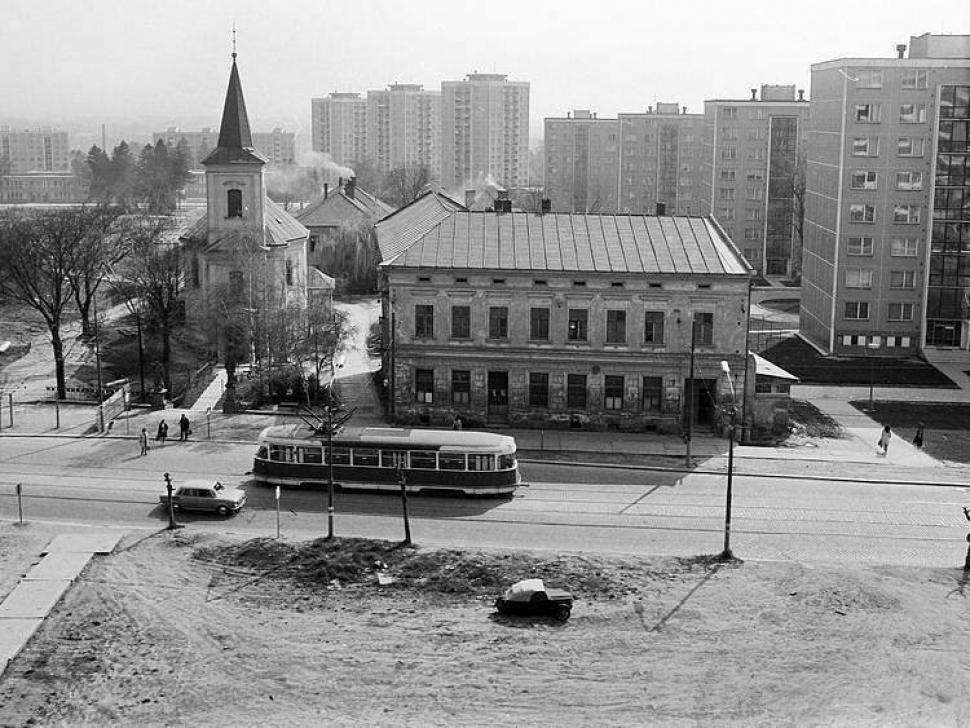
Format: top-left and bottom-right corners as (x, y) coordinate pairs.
(0, 127), (70, 173)
(544, 110), (619, 213)
(366, 84), (441, 178)
(799, 34), (970, 356)
(154, 127), (297, 169)
(310, 93), (368, 168)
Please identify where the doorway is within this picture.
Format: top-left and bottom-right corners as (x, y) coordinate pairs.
(487, 371), (508, 424)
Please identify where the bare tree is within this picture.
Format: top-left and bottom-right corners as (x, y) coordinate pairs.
(790, 150), (807, 279)
(66, 206), (128, 337)
(381, 164), (433, 208)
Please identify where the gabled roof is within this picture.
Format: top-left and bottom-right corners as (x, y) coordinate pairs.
(296, 187), (394, 228)
(179, 196), (308, 251)
(374, 189), (466, 261)
(751, 352), (799, 381)
(381, 211), (753, 276)
(201, 56), (267, 167)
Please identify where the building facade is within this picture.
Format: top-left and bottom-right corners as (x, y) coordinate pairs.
(699, 86), (810, 277)
(440, 73), (530, 193)
(0, 127), (70, 173)
(799, 34), (970, 356)
(310, 93), (368, 167)
(379, 210), (752, 432)
(153, 127), (297, 169)
(0, 172), (85, 203)
(544, 110), (619, 213)
(366, 84), (441, 178)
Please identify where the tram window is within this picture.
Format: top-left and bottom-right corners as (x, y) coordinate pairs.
(498, 454), (516, 470)
(270, 444), (295, 462)
(410, 451), (438, 469)
(299, 447), (323, 464)
(330, 447), (351, 465)
(381, 451), (406, 468)
(439, 453), (466, 470)
(256, 446), (268, 459)
(468, 454), (495, 471)
(353, 448), (379, 466)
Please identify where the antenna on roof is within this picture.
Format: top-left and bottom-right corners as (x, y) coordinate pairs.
(231, 21), (237, 59)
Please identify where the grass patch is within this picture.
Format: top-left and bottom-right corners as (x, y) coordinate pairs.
(789, 399), (845, 438)
(848, 400), (970, 464)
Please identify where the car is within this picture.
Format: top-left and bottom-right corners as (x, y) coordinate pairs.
(494, 578), (574, 621)
(159, 479), (246, 516)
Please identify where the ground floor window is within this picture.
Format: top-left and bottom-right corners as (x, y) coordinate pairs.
(529, 372), (549, 408)
(567, 374), (587, 408)
(604, 375), (624, 410)
(451, 370), (470, 405)
(642, 376), (662, 412)
(415, 368), (434, 403)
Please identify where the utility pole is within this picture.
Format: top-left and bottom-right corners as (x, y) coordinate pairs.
(685, 318), (696, 468)
(397, 465), (412, 545)
(326, 404), (335, 540)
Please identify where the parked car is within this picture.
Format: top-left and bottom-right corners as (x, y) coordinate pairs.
(494, 578), (573, 621)
(159, 479), (246, 516)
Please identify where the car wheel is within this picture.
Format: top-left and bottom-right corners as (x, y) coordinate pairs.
(495, 600), (509, 614)
(216, 505), (231, 516)
(554, 604), (571, 622)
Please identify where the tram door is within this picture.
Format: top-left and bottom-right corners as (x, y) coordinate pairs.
(487, 371), (509, 424)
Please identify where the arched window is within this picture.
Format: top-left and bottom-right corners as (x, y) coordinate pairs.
(227, 189), (243, 218)
(285, 258), (294, 286)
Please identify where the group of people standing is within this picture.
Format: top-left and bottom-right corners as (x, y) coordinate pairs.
(138, 414), (191, 456)
(876, 422), (925, 456)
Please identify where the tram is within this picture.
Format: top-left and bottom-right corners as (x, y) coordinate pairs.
(253, 424), (522, 496)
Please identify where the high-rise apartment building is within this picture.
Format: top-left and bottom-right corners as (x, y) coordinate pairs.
(700, 86), (809, 277)
(310, 93), (368, 167)
(366, 84), (441, 178)
(440, 73), (529, 192)
(154, 127), (296, 169)
(0, 127), (70, 173)
(544, 110), (619, 212)
(800, 34), (970, 356)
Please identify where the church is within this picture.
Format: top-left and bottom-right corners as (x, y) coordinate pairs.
(180, 52), (330, 364)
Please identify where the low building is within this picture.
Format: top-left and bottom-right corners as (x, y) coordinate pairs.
(0, 172), (85, 203)
(378, 208), (754, 432)
(739, 352), (798, 443)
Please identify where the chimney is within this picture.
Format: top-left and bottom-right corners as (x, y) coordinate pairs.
(323, 182), (329, 200)
(541, 198), (551, 215)
(465, 189), (476, 209)
(345, 176), (357, 199)
(338, 176), (344, 189)
(567, 111), (571, 119)
(798, 89), (805, 101)
(647, 106), (653, 114)
(750, 88), (758, 101)
(896, 43), (907, 59)
(682, 106), (687, 114)
(655, 202), (666, 216)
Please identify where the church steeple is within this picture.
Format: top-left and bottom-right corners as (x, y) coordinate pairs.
(201, 53), (266, 166)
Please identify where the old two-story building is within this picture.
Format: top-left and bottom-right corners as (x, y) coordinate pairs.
(378, 209), (754, 433)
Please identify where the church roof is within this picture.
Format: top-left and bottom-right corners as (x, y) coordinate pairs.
(201, 55), (267, 166)
(179, 196), (308, 252)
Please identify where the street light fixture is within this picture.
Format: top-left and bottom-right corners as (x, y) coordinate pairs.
(720, 360), (737, 561)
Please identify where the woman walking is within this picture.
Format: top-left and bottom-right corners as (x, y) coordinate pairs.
(877, 425), (892, 456)
(156, 419), (168, 447)
(913, 422), (924, 450)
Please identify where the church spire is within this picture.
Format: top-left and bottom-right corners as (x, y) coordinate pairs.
(201, 49), (266, 166)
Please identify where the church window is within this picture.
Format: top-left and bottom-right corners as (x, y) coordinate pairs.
(227, 189), (243, 218)
(286, 258), (294, 286)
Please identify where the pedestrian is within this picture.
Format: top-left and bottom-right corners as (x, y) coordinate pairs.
(179, 414), (190, 441)
(156, 419), (168, 447)
(913, 422), (924, 450)
(139, 427), (150, 456)
(452, 414), (463, 431)
(877, 424), (892, 455)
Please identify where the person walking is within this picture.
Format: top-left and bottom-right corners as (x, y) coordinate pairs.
(452, 414), (463, 431)
(156, 419), (168, 447)
(139, 427), (150, 456)
(179, 414), (190, 441)
(913, 422), (925, 450)
(877, 424), (892, 456)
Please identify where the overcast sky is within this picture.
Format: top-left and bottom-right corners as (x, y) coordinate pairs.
(2, 0), (966, 141)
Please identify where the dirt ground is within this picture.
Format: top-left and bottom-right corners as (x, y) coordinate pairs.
(2, 525), (970, 726)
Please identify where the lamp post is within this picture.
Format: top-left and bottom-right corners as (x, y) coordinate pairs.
(720, 360), (737, 561)
(685, 317), (697, 468)
(866, 340), (878, 412)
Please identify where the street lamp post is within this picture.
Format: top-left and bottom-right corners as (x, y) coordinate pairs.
(685, 318), (697, 468)
(720, 360), (737, 561)
(866, 340), (877, 412)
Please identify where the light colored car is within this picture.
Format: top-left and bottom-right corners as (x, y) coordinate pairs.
(159, 479), (246, 516)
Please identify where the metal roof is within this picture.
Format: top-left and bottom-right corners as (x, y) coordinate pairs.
(382, 211), (751, 276)
(375, 190), (466, 262)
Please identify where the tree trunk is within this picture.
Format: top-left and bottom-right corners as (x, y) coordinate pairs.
(78, 298), (93, 338)
(50, 327), (67, 400)
(161, 317), (172, 391)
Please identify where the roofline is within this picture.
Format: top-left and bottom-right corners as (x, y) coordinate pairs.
(812, 58), (970, 70)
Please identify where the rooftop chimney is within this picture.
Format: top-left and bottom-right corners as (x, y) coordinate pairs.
(798, 89), (805, 101)
(323, 182), (329, 200)
(655, 201), (666, 216)
(345, 176), (357, 199)
(896, 43), (907, 59)
(751, 88), (758, 101)
(682, 106), (687, 114)
(465, 189), (476, 209)
(541, 198), (551, 215)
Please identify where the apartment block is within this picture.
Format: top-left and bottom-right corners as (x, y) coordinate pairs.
(800, 34), (970, 356)
(0, 127), (70, 173)
(440, 73), (530, 192)
(366, 84), (441, 178)
(153, 127), (296, 169)
(544, 110), (619, 212)
(700, 86), (810, 277)
(310, 92), (368, 167)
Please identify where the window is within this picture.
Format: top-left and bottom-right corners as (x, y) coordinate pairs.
(849, 204), (876, 223)
(410, 451), (437, 469)
(850, 170), (878, 190)
(746, 169), (765, 181)
(899, 104), (926, 123)
(227, 188), (243, 218)
(604, 375), (624, 411)
(642, 376), (662, 412)
(468, 454), (495, 471)
(891, 238), (918, 257)
(488, 306), (509, 339)
(451, 305), (470, 339)
(529, 307), (550, 340)
(745, 208), (764, 221)
(567, 309), (588, 341)
(606, 310), (626, 343)
(285, 258), (293, 286)
(567, 374), (587, 408)
(854, 103), (881, 123)
(901, 70), (928, 90)
(895, 171), (923, 190)
(855, 69), (883, 88)
(719, 188), (736, 201)
(743, 228), (761, 241)
(845, 269), (873, 288)
(644, 311), (665, 345)
(439, 453), (466, 471)
(528, 372), (549, 408)
(890, 270), (916, 289)
(694, 312), (714, 346)
(755, 381), (773, 394)
(723, 107), (738, 120)
(309, 235), (318, 253)
(191, 257), (200, 288)
(852, 137), (879, 156)
(720, 170), (736, 182)
(844, 302), (870, 320)
(352, 449), (379, 467)
(847, 237), (874, 256)
(414, 305), (434, 338)
(415, 369), (434, 403)
(888, 303), (915, 321)
(718, 207), (736, 221)
(893, 205), (921, 224)
(897, 137), (925, 157)
(451, 370), (470, 405)
(746, 148), (766, 161)
(721, 146), (737, 160)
